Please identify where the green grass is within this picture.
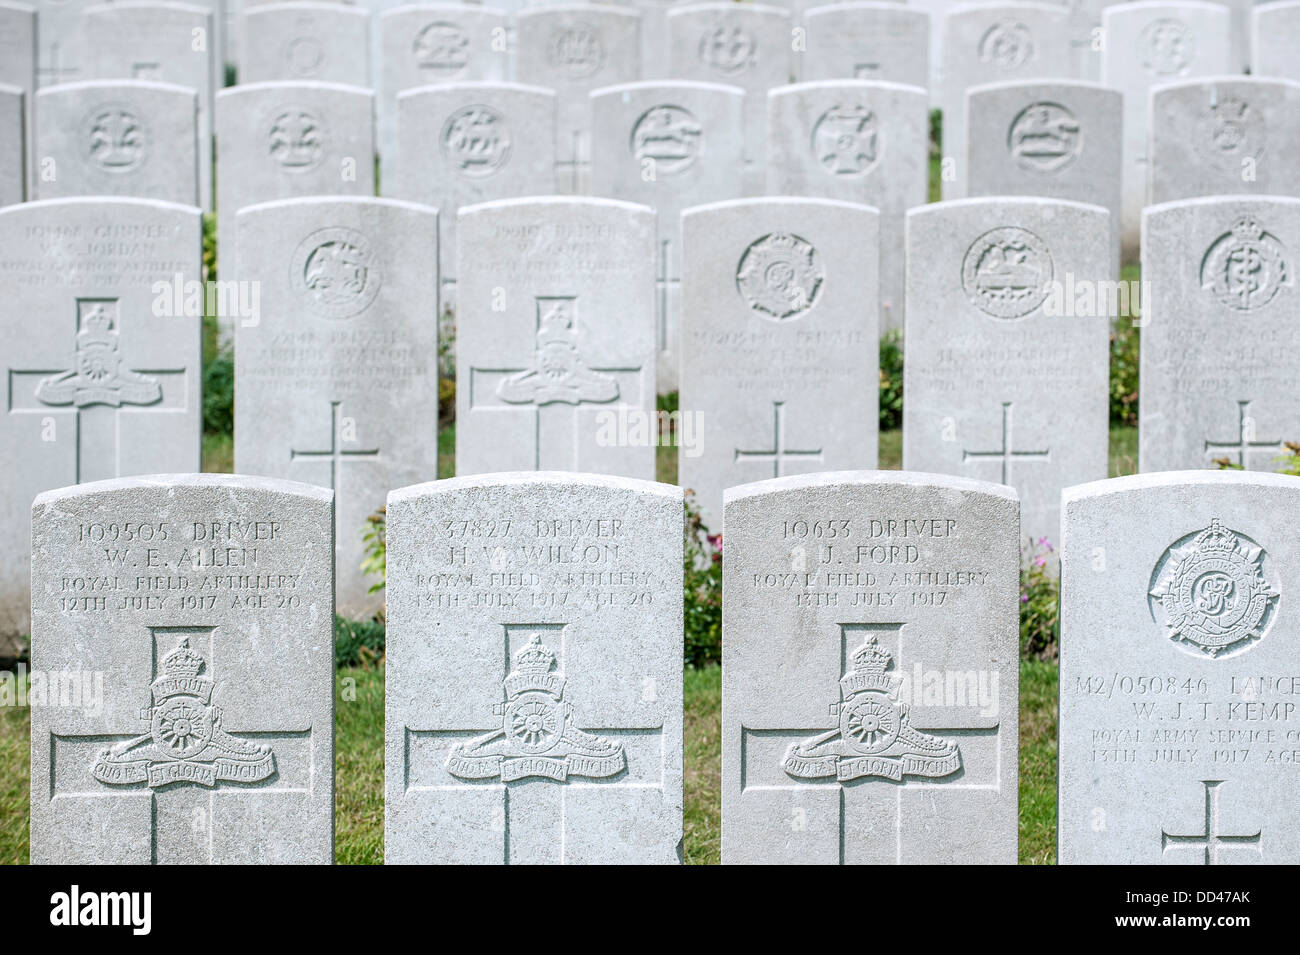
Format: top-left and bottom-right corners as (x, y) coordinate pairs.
(202, 432), (233, 473)
(1019, 659), (1058, 864)
(684, 665), (721, 864)
(0, 685), (28, 864)
(335, 666), (385, 864)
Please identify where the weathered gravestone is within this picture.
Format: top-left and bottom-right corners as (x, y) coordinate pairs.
(1059, 470), (1300, 863)
(29, 474), (335, 864)
(1253, 1), (1300, 84)
(903, 198), (1111, 550)
(1101, 1), (1231, 258)
(234, 196), (438, 619)
(767, 80), (927, 332)
(394, 81), (556, 326)
(940, 2), (1073, 201)
(0, 85), (22, 205)
(665, 3), (791, 194)
(239, 1), (372, 86)
(384, 472), (684, 864)
(800, 3), (930, 89)
(0, 198), (201, 708)
(1060, 0), (1108, 80)
(721, 471), (1020, 864)
(611, 0), (696, 80)
(1149, 77), (1300, 206)
(1140, 196), (1300, 474)
(966, 80), (1122, 273)
(36, 81), (199, 206)
(34, 0), (95, 88)
(456, 198), (658, 479)
(83, 2), (218, 210)
(679, 198), (879, 528)
(590, 80), (746, 393)
(0, 2), (35, 193)
(515, 5), (642, 194)
(378, 5), (507, 194)
(215, 81), (374, 340)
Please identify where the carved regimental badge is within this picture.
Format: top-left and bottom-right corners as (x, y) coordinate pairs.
(1140, 18), (1193, 76)
(631, 105), (702, 177)
(1200, 217), (1290, 312)
(1198, 96), (1263, 174)
(284, 35), (325, 76)
(414, 21), (469, 75)
(92, 638), (277, 789)
(268, 108), (325, 171)
(496, 298), (619, 405)
(84, 104), (148, 173)
(36, 301), (162, 408)
(1008, 102), (1080, 173)
(736, 232), (824, 321)
(961, 226), (1053, 319)
(979, 20), (1033, 69)
(699, 25), (755, 76)
(290, 226), (381, 318)
(1149, 520), (1279, 658)
(811, 104), (879, 177)
(442, 105), (512, 178)
(548, 24), (604, 78)
(447, 635), (626, 782)
(784, 637), (962, 783)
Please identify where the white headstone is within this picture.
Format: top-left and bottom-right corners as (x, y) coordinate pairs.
(665, 2), (791, 194)
(940, 2), (1073, 200)
(29, 474), (335, 864)
(1100, 1), (1231, 258)
(800, 3), (930, 89)
(0, 85), (23, 205)
(214, 80), (375, 339)
(516, 5), (642, 193)
(903, 197), (1112, 548)
(612, 0), (696, 81)
(966, 79), (1123, 273)
(234, 196), (439, 619)
(456, 198), (658, 479)
(1253, 1), (1300, 84)
(83, 2), (219, 210)
(0, 198), (202, 657)
(0, 2), (35, 193)
(767, 79), (928, 332)
(239, 1), (372, 86)
(722, 471), (1020, 864)
(679, 198), (879, 527)
(384, 472), (684, 864)
(394, 81), (556, 323)
(378, 4), (508, 194)
(1060, 470), (1300, 864)
(34, 0), (95, 88)
(1140, 195), (1300, 474)
(1149, 77), (1300, 206)
(35, 80), (200, 205)
(590, 80), (746, 393)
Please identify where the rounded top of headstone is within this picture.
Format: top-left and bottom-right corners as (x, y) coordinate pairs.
(517, 4), (641, 21)
(235, 194), (439, 222)
(85, 1), (211, 17)
(965, 78), (1122, 99)
(907, 195), (1111, 221)
(36, 79), (198, 100)
(590, 79), (747, 100)
(804, 2), (930, 18)
(1063, 470), (1300, 507)
(668, 2), (790, 17)
(389, 472), (683, 508)
(216, 80), (374, 103)
(396, 80), (556, 104)
(458, 195), (657, 219)
(1142, 192), (1300, 223)
(32, 473), (334, 511)
(769, 79), (929, 99)
(1103, 0), (1233, 17)
(723, 470), (1020, 506)
(1150, 74), (1300, 96)
(382, 1), (506, 19)
(945, 1), (1071, 22)
(248, 1), (371, 18)
(683, 196), (880, 220)
(0, 195), (202, 221)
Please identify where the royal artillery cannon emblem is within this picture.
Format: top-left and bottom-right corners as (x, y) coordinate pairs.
(447, 635), (626, 782)
(783, 636), (962, 782)
(92, 638), (277, 789)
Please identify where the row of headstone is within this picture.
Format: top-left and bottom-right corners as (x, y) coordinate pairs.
(31, 466), (1298, 863)
(5, 191), (1299, 643)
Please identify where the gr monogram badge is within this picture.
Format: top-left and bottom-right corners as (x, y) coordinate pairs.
(1149, 520), (1279, 658)
(446, 635), (626, 782)
(783, 636), (962, 782)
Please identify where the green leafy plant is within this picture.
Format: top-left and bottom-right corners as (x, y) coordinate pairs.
(879, 329), (904, 430)
(334, 615), (386, 669)
(361, 507), (387, 598)
(683, 492), (722, 669)
(202, 351), (234, 437)
(1109, 317), (1139, 427)
(1020, 537), (1059, 661)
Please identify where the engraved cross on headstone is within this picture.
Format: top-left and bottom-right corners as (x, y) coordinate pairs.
(738, 623), (999, 864)
(37, 41), (79, 86)
(289, 399), (380, 490)
(962, 401), (1050, 485)
(1203, 400), (1283, 469)
(734, 400), (824, 478)
(48, 626), (313, 864)
(467, 296), (642, 470)
(405, 623), (664, 864)
(8, 299), (184, 483)
(555, 130), (587, 193)
(1161, 780), (1262, 864)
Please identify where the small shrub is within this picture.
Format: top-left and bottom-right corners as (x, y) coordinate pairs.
(202, 352), (234, 437)
(335, 615), (385, 669)
(361, 508), (387, 600)
(438, 377), (456, 427)
(683, 492), (722, 669)
(879, 329), (904, 430)
(1109, 318), (1139, 427)
(1020, 537), (1058, 661)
